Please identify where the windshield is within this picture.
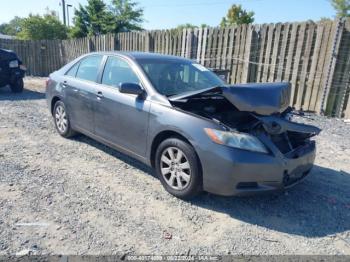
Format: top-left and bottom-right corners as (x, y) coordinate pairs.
(136, 58), (224, 96)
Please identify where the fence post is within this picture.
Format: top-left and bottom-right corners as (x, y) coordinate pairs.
(144, 31), (148, 52)
(319, 18), (344, 114)
(241, 24), (254, 83)
(87, 37), (93, 52)
(181, 29), (187, 57)
(185, 28), (194, 59)
(335, 18), (350, 117)
(345, 87), (350, 119)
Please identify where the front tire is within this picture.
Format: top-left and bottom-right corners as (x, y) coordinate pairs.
(53, 100), (76, 138)
(155, 138), (202, 199)
(10, 78), (24, 93)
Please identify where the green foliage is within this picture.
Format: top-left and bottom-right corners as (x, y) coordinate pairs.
(70, 0), (110, 38)
(172, 23), (210, 32)
(319, 17), (333, 22)
(107, 0), (144, 32)
(220, 4), (254, 27)
(175, 23), (198, 30)
(0, 17), (24, 36)
(70, 0), (144, 38)
(331, 0), (350, 17)
(17, 12), (68, 40)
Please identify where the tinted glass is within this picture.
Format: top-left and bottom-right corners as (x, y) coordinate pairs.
(66, 62), (80, 77)
(136, 59), (224, 96)
(76, 55), (103, 82)
(102, 56), (139, 87)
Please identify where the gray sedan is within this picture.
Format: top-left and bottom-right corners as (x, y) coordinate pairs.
(46, 52), (320, 199)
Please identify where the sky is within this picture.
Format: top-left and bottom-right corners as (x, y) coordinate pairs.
(0, 0), (336, 29)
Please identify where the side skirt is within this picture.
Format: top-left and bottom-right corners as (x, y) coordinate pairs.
(73, 125), (151, 167)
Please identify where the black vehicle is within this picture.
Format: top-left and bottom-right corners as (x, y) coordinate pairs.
(0, 48), (26, 93)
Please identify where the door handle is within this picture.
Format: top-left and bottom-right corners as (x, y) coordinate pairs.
(97, 91), (104, 98)
(62, 81), (68, 88)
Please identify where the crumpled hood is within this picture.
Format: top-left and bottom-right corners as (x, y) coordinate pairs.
(222, 82), (291, 115)
(169, 82), (291, 116)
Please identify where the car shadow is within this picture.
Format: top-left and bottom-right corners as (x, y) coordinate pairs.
(73, 134), (350, 238)
(190, 165), (350, 238)
(72, 134), (154, 175)
(0, 86), (45, 101)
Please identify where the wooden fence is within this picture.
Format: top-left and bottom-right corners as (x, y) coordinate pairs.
(1, 19), (350, 118)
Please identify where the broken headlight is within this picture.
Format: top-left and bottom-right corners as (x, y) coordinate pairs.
(204, 128), (268, 154)
(9, 60), (19, 68)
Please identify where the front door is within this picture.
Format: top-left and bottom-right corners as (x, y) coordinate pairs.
(94, 56), (150, 157)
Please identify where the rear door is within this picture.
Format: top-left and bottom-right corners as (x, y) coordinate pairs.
(94, 55), (151, 157)
(64, 55), (103, 133)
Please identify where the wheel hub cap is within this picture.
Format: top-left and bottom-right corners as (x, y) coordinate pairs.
(55, 105), (68, 133)
(160, 147), (191, 190)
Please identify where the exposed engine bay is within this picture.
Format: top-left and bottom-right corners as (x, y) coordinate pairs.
(169, 83), (321, 157)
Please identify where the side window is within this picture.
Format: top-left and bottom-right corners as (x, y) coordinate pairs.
(76, 55), (103, 82)
(65, 62), (80, 77)
(102, 56), (140, 87)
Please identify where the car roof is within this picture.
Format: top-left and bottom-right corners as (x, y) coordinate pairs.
(91, 51), (192, 63)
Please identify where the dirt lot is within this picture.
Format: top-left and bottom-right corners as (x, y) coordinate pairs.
(0, 77), (350, 256)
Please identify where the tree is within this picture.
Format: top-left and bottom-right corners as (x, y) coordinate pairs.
(173, 23), (210, 32)
(0, 17), (24, 36)
(175, 23), (198, 31)
(70, 0), (110, 38)
(220, 4), (254, 27)
(70, 0), (144, 38)
(331, 0), (350, 17)
(17, 12), (68, 40)
(107, 0), (144, 33)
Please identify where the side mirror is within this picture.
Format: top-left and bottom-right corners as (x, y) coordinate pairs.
(119, 83), (144, 96)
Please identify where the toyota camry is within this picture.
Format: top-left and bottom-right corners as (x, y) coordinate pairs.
(46, 52), (320, 199)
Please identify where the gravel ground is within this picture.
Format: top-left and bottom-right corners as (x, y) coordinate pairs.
(0, 77), (350, 256)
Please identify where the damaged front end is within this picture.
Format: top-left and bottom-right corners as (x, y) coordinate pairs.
(170, 82), (321, 189)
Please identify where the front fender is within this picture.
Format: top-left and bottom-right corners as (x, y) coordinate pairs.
(146, 102), (221, 161)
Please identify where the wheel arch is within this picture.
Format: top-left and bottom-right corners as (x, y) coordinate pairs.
(51, 96), (61, 116)
(150, 130), (201, 170)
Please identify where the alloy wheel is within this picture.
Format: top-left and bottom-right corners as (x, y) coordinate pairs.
(55, 104), (68, 133)
(160, 147), (191, 190)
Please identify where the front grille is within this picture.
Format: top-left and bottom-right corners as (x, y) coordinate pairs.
(283, 170), (310, 186)
(236, 182), (258, 189)
(0, 60), (9, 74)
(270, 131), (309, 156)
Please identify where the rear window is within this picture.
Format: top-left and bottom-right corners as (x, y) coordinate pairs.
(66, 62), (80, 77)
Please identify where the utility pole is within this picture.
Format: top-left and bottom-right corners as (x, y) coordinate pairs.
(61, 0), (66, 26)
(67, 4), (73, 27)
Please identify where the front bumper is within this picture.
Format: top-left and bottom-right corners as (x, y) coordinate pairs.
(199, 140), (316, 196)
(0, 68), (26, 87)
(10, 68), (26, 82)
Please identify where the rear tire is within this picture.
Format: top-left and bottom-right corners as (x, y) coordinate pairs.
(155, 138), (202, 199)
(10, 78), (24, 93)
(53, 100), (76, 138)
